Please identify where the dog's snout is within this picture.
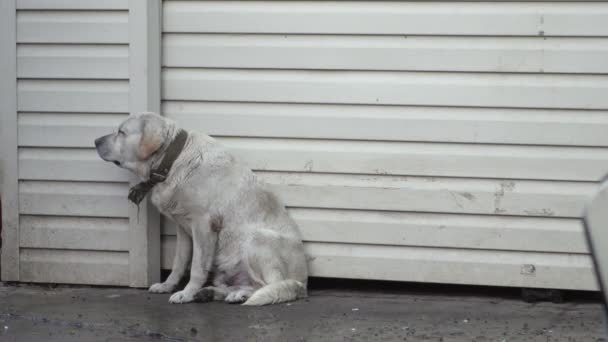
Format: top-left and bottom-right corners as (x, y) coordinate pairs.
(95, 135), (113, 161)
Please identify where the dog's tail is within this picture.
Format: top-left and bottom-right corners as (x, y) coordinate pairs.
(242, 279), (307, 306)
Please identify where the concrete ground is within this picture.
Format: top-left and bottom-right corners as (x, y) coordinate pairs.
(0, 281), (606, 342)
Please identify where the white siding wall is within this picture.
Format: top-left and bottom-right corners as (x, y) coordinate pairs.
(15, 0), (131, 285)
(161, 1), (608, 290)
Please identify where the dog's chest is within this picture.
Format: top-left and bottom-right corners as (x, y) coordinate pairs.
(150, 182), (189, 224)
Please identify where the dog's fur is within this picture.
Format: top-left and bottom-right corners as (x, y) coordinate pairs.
(95, 113), (308, 305)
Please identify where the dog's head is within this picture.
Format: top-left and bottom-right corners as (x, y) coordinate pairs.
(95, 112), (176, 179)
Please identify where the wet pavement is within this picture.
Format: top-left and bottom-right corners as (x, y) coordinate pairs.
(0, 281), (606, 342)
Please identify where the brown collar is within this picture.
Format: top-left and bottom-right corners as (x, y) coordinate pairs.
(128, 129), (188, 204)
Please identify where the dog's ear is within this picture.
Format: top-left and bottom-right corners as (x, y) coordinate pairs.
(137, 117), (164, 160)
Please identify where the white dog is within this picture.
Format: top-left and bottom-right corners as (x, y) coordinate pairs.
(95, 113), (308, 305)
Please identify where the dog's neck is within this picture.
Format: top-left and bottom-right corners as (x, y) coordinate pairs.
(129, 126), (189, 205)
(147, 125), (180, 176)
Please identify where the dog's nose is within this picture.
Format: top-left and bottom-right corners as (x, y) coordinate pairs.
(94, 137), (103, 148)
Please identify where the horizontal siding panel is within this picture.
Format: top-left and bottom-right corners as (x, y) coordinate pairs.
(18, 80), (129, 113)
(19, 148), (130, 182)
(219, 137), (608, 182)
(163, 102), (608, 147)
(163, 69), (608, 110)
(305, 242), (597, 291)
(258, 172), (597, 218)
(163, 1), (608, 37)
(17, 10), (128, 43)
(17, 0), (129, 10)
(18, 113), (126, 147)
(160, 238), (596, 290)
(18, 141), (608, 182)
(18, 44), (128, 79)
(20, 215), (129, 251)
(20, 248), (129, 285)
(164, 34), (608, 74)
(296, 210), (587, 254)
(19, 105), (608, 148)
(19, 180), (129, 217)
(162, 208), (588, 253)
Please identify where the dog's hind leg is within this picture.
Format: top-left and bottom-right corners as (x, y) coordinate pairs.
(224, 286), (255, 304)
(193, 286), (229, 302)
(193, 285), (254, 303)
(242, 230), (307, 306)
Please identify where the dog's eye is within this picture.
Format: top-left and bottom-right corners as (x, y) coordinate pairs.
(118, 130), (126, 136)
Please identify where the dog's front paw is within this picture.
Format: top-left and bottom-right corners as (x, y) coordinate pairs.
(169, 289), (196, 304)
(148, 282), (174, 294)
